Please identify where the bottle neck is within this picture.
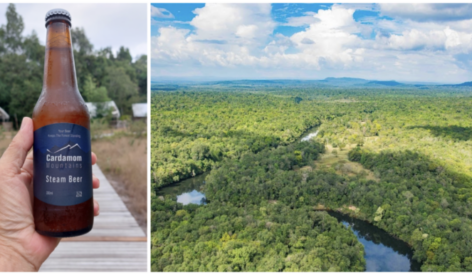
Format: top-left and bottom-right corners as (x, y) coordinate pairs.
(42, 20), (79, 96)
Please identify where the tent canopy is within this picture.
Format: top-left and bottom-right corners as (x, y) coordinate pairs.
(0, 107), (9, 121)
(85, 101), (120, 119)
(132, 103), (147, 118)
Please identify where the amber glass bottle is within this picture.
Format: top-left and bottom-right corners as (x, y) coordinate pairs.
(32, 9), (93, 237)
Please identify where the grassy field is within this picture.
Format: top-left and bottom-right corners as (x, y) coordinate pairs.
(91, 119), (147, 233)
(92, 134), (147, 232)
(314, 143), (378, 181)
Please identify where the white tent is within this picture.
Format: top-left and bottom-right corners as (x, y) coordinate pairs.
(132, 103), (147, 118)
(85, 101), (120, 119)
(0, 107), (9, 122)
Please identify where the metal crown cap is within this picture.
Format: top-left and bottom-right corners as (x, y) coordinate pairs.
(45, 8), (71, 27)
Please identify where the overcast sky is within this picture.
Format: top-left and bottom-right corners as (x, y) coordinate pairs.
(151, 3), (472, 83)
(0, 3), (147, 60)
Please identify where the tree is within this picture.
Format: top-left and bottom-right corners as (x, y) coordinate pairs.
(4, 4), (24, 53)
(71, 27), (93, 54)
(82, 75), (111, 118)
(116, 46), (132, 64)
(82, 75), (109, 102)
(133, 54), (147, 98)
(0, 4), (146, 127)
(106, 66), (138, 115)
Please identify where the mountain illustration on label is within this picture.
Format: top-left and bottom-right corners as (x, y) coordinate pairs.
(47, 142), (82, 154)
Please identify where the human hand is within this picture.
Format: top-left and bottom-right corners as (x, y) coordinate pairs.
(0, 117), (100, 271)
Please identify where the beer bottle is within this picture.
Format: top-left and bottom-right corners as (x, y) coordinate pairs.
(32, 9), (94, 237)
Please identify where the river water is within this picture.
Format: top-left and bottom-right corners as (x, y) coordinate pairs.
(300, 129), (319, 141)
(156, 172), (207, 205)
(156, 128), (421, 271)
(328, 211), (421, 272)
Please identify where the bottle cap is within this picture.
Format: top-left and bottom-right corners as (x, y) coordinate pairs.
(45, 8), (71, 27)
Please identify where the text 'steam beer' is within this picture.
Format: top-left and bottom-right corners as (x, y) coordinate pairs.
(32, 9), (94, 237)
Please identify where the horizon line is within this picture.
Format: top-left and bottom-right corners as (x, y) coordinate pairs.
(150, 77), (468, 85)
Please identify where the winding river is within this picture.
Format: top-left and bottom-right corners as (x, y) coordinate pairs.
(157, 128), (421, 271)
(328, 211), (421, 272)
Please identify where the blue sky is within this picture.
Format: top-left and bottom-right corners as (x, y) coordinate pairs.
(151, 3), (472, 83)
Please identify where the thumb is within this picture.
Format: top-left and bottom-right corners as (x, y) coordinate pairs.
(0, 117), (33, 177)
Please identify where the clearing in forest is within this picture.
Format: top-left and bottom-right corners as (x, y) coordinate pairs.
(314, 144), (378, 181)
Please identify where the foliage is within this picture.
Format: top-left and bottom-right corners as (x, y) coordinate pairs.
(151, 141), (365, 272)
(152, 83), (472, 271)
(151, 202), (365, 272)
(0, 4), (146, 128)
(150, 91), (322, 190)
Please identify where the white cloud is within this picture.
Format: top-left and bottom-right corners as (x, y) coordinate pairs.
(151, 3), (472, 82)
(153, 3), (276, 69)
(284, 12), (320, 27)
(380, 4), (472, 22)
(375, 29), (446, 51)
(263, 33), (293, 55)
(151, 6), (174, 19)
(300, 37), (315, 44)
(288, 5), (365, 68)
(189, 3), (275, 46)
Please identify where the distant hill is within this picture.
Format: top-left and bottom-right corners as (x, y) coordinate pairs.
(151, 78), (472, 89)
(366, 80), (404, 86)
(204, 78), (370, 87)
(151, 84), (181, 91)
(320, 77), (369, 86)
(204, 79), (308, 86)
(455, 81), (472, 87)
(439, 81), (472, 88)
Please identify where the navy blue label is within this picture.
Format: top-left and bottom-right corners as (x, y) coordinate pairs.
(33, 123), (93, 206)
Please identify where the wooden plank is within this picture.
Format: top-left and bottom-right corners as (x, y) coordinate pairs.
(62, 236), (147, 242)
(40, 165), (147, 272)
(39, 242), (147, 272)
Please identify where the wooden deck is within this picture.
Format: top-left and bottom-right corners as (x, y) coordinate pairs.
(40, 165), (147, 272)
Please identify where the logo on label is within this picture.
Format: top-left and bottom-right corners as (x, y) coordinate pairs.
(34, 123), (93, 206)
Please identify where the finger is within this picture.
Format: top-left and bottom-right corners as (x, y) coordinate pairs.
(94, 199), (99, 216)
(93, 175), (100, 189)
(91, 152), (97, 165)
(0, 117), (33, 177)
(21, 151), (34, 178)
(19, 151), (34, 193)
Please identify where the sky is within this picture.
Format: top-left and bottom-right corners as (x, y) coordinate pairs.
(151, 3), (472, 83)
(0, 3), (147, 60)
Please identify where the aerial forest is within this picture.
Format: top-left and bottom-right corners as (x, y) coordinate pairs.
(151, 84), (472, 271)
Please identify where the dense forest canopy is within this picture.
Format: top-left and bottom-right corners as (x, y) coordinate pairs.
(151, 91), (321, 191)
(151, 83), (472, 271)
(152, 142), (366, 271)
(0, 4), (147, 127)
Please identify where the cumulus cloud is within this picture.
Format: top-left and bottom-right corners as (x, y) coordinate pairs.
(263, 34), (293, 55)
(285, 12), (320, 27)
(288, 5), (365, 68)
(153, 3), (276, 69)
(151, 6), (174, 19)
(300, 37), (315, 44)
(380, 4), (472, 22)
(152, 3), (472, 82)
(189, 3), (275, 46)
